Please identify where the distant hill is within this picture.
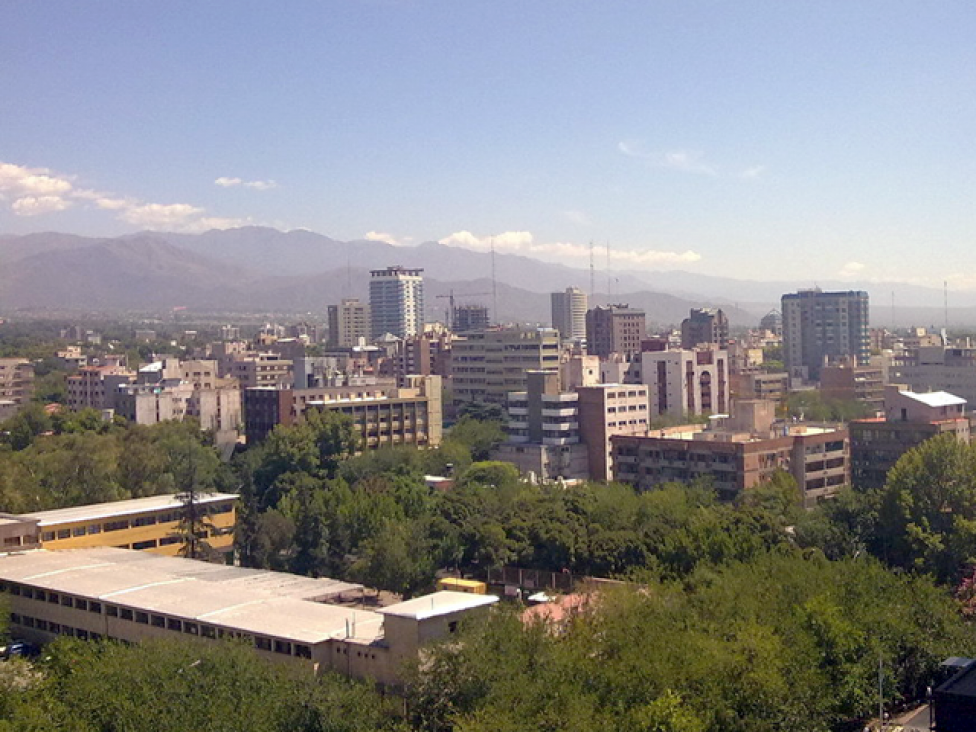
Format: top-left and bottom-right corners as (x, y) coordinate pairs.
(1, 227), (970, 326)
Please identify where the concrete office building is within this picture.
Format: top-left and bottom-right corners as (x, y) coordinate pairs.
(638, 348), (729, 418)
(451, 327), (561, 407)
(231, 353), (293, 389)
(849, 385), (970, 489)
(731, 371), (789, 402)
(328, 299), (371, 348)
(494, 370), (590, 481)
(680, 308), (729, 350)
(585, 305), (646, 358)
(370, 266), (425, 339)
(0, 548), (497, 687)
(551, 287), (588, 343)
(781, 289), (870, 383)
(613, 401), (849, 506)
(244, 375), (442, 448)
(66, 364), (136, 412)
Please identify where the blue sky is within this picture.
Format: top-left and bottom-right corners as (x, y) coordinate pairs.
(2, 1), (975, 285)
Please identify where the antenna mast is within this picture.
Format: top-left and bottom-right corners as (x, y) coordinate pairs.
(589, 240), (595, 300)
(945, 280), (949, 334)
(491, 237), (498, 325)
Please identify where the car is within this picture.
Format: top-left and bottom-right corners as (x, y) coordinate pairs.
(0, 640), (38, 659)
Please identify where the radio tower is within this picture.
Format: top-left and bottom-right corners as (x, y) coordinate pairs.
(491, 237), (498, 325)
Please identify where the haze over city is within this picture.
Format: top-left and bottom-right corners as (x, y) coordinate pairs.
(3, 2), (976, 288)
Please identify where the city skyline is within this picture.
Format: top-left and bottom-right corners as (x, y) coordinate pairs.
(3, 2), (976, 288)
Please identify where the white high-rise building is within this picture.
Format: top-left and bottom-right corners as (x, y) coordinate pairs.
(550, 287), (588, 343)
(369, 266), (425, 339)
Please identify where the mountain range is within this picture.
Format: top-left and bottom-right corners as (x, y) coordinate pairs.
(0, 227), (972, 327)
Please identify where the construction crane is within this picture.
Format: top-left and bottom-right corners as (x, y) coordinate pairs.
(435, 289), (492, 329)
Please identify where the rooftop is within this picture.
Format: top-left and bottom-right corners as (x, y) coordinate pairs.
(20, 493), (239, 527)
(900, 390), (967, 408)
(378, 591), (498, 620)
(0, 548), (375, 644)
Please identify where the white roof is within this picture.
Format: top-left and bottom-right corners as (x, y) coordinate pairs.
(379, 590), (498, 620)
(20, 493), (239, 527)
(0, 548), (373, 644)
(901, 390), (967, 408)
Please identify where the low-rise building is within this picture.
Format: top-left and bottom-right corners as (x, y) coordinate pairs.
(0, 548), (497, 686)
(576, 383), (650, 481)
(18, 493), (238, 559)
(820, 357), (884, 410)
(612, 402), (849, 506)
(231, 353), (293, 389)
(849, 384), (970, 489)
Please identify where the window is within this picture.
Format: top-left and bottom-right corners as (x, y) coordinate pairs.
(72, 526), (86, 537)
(133, 516), (157, 527)
(201, 625), (216, 639)
(87, 524), (101, 535)
(76, 599), (88, 611)
(254, 636), (272, 651)
(57, 529), (70, 540)
(120, 608), (134, 621)
(104, 520), (129, 532)
(106, 605), (118, 617)
(49, 622), (61, 633)
(41, 531), (54, 541)
(274, 640), (291, 655)
(89, 602), (102, 614)
(60, 595), (72, 607)
(167, 618), (182, 632)
(151, 615), (165, 628)
(294, 644), (312, 659)
(135, 612), (149, 625)
(159, 536), (180, 546)
(132, 539), (158, 550)
(183, 622), (199, 635)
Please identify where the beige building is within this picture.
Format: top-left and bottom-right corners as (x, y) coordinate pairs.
(0, 548), (496, 687)
(820, 357), (884, 410)
(451, 327), (561, 406)
(637, 347), (729, 418)
(244, 375), (442, 449)
(328, 298), (372, 348)
(576, 384), (650, 481)
(0, 358), (34, 414)
(551, 287), (588, 343)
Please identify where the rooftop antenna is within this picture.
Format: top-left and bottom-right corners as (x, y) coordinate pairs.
(491, 237), (498, 325)
(589, 240), (595, 300)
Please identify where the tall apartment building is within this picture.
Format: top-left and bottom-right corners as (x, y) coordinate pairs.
(0, 358), (34, 418)
(369, 266), (425, 338)
(551, 287), (588, 343)
(613, 404), (849, 506)
(243, 375), (442, 449)
(781, 289), (870, 383)
(494, 370), (589, 481)
(888, 344), (976, 405)
(328, 299), (371, 348)
(451, 328), (561, 406)
(849, 384), (970, 489)
(585, 305), (645, 358)
(395, 332), (453, 384)
(680, 308), (729, 349)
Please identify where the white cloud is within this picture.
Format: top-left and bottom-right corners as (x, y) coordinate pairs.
(438, 230), (701, 270)
(364, 231), (414, 246)
(618, 141), (717, 176)
(740, 165), (766, 179)
(11, 195), (72, 216)
(215, 176), (277, 190)
(0, 159), (253, 233)
(838, 261), (866, 279)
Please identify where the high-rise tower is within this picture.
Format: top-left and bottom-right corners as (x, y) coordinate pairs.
(369, 266), (425, 339)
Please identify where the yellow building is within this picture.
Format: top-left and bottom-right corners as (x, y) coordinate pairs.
(20, 493), (237, 559)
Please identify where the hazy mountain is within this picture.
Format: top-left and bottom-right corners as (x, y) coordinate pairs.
(1, 228), (970, 326)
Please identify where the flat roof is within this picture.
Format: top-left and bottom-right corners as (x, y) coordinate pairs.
(0, 548), (375, 645)
(20, 493), (239, 527)
(900, 390), (966, 408)
(379, 591), (498, 620)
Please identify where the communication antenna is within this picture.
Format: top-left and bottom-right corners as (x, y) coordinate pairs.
(491, 237), (498, 325)
(589, 240), (595, 299)
(945, 280), (949, 334)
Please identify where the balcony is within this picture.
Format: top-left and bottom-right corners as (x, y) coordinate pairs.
(508, 406), (528, 416)
(508, 419), (529, 429)
(542, 436), (580, 446)
(541, 407), (576, 418)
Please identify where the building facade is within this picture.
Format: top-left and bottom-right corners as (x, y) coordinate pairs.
(888, 344), (976, 405)
(369, 266), (425, 339)
(328, 298), (372, 348)
(585, 305), (646, 358)
(680, 308), (729, 349)
(453, 304), (490, 333)
(451, 327), (561, 406)
(781, 289), (870, 383)
(638, 348), (729, 418)
(576, 383), (650, 481)
(551, 287), (588, 343)
(0, 358), (34, 415)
